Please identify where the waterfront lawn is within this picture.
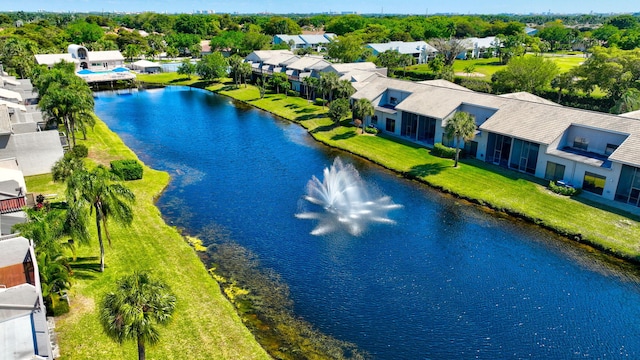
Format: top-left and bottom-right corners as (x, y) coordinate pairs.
(136, 72), (201, 86)
(215, 84), (640, 261)
(26, 121), (270, 359)
(216, 85), (328, 122)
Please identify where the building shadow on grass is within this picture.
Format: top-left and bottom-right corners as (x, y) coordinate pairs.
(572, 193), (640, 221)
(331, 131), (356, 140)
(296, 113), (322, 121)
(169, 77), (191, 83)
(310, 123), (335, 134)
(70, 256), (101, 279)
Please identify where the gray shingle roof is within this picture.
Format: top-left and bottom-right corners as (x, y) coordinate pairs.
(352, 77), (640, 168)
(286, 56), (330, 71)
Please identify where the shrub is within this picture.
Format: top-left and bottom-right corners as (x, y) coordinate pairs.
(110, 159), (143, 181)
(458, 78), (493, 93)
(314, 98), (327, 106)
(431, 143), (456, 159)
(71, 144), (88, 158)
(364, 125), (379, 134)
(548, 181), (581, 196)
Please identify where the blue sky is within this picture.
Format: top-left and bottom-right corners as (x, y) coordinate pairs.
(1, 0), (638, 15)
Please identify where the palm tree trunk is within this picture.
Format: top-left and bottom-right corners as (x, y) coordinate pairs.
(137, 337), (146, 360)
(63, 117), (71, 148)
(70, 119), (77, 148)
(454, 138), (460, 167)
(96, 205), (105, 272)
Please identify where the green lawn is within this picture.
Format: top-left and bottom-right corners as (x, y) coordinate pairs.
(541, 54), (587, 72)
(26, 121), (269, 359)
(406, 54), (585, 80)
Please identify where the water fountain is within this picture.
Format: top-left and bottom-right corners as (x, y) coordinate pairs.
(296, 157), (402, 236)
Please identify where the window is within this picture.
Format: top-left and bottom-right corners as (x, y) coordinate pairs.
(545, 162), (565, 181)
(385, 118), (396, 132)
(389, 96), (398, 105)
(509, 138), (539, 174)
(371, 115), (378, 125)
(464, 141), (478, 158)
(583, 172), (606, 195)
(573, 137), (589, 151)
(605, 143), (619, 156)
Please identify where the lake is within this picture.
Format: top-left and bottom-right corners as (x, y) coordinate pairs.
(95, 86), (640, 359)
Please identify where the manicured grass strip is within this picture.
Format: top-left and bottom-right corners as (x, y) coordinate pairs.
(26, 121), (270, 360)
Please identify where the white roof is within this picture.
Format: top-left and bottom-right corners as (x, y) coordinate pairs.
(1, 77), (20, 86)
(0, 130), (64, 176)
(0, 236), (30, 268)
(0, 88), (22, 102)
(0, 158), (26, 192)
(275, 35), (305, 45)
(245, 50), (294, 63)
(499, 92), (559, 106)
(286, 55), (330, 71)
(418, 79), (473, 91)
(0, 99), (25, 112)
(34, 53), (77, 66)
(88, 50), (124, 62)
(132, 59), (161, 68)
(462, 36), (497, 49)
(621, 109), (640, 119)
(325, 62), (378, 73)
(300, 34), (333, 45)
(367, 41), (437, 55)
(0, 104), (10, 134)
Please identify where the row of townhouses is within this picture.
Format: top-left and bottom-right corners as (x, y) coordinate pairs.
(0, 72), (65, 237)
(245, 50), (388, 93)
(351, 76), (640, 208)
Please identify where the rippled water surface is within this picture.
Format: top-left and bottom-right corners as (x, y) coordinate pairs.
(95, 87), (640, 359)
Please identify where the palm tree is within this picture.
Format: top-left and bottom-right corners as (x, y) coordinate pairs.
(37, 67), (94, 148)
(52, 151), (86, 182)
(99, 271), (176, 360)
(302, 76), (318, 100)
(227, 54), (244, 88)
(38, 251), (72, 311)
(352, 98), (375, 134)
(336, 79), (355, 99)
(239, 62), (252, 88)
(319, 72), (340, 105)
(66, 166), (135, 272)
(610, 88), (640, 114)
(444, 111), (477, 167)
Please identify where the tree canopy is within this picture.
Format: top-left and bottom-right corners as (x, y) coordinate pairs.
(196, 52), (229, 81)
(492, 55), (559, 94)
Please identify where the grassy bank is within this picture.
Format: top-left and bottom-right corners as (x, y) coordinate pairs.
(26, 121), (270, 359)
(177, 77), (640, 262)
